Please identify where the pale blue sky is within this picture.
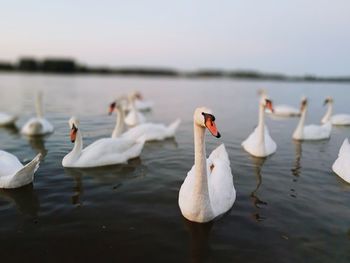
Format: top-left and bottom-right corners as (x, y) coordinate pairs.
(1, 0), (350, 75)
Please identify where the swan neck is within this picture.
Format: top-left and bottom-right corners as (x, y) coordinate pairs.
(35, 93), (44, 118)
(257, 105), (265, 144)
(322, 103), (333, 123)
(112, 108), (125, 138)
(193, 122), (209, 199)
(70, 130), (83, 160)
(294, 107), (307, 138)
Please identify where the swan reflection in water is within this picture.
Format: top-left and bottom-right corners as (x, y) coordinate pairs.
(25, 135), (49, 158)
(291, 140), (302, 178)
(183, 218), (214, 263)
(0, 184), (39, 217)
(249, 156), (267, 222)
(0, 123), (19, 135)
(63, 157), (146, 206)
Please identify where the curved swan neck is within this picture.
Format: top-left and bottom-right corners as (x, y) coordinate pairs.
(322, 103), (333, 123)
(193, 122), (210, 199)
(257, 104), (265, 144)
(112, 108), (125, 138)
(70, 130), (83, 161)
(35, 93), (44, 118)
(294, 107), (307, 138)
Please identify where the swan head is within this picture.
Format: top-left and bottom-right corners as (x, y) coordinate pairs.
(300, 97), (308, 111)
(260, 97), (274, 113)
(68, 117), (79, 143)
(194, 107), (221, 138)
(109, 98), (126, 115)
(129, 91), (143, 101)
(323, 96), (333, 105)
(257, 88), (267, 97)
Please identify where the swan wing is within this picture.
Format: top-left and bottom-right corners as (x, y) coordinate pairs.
(332, 138), (350, 183)
(207, 144), (236, 216)
(77, 138), (144, 167)
(122, 122), (172, 141)
(0, 150), (23, 177)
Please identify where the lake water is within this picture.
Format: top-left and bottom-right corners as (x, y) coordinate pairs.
(0, 73), (349, 262)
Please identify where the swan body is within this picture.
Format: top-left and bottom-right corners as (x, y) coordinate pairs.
(293, 98), (332, 140)
(178, 107), (235, 223)
(321, 97), (350, 125)
(0, 151), (41, 189)
(332, 138), (350, 183)
(62, 117), (145, 168)
(109, 99), (181, 141)
(242, 97), (277, 157)
(21, 92), (54, 135)
(0, 112), (18, 126)
(269, 104), (300, 117)
(122, 120), (181, 142)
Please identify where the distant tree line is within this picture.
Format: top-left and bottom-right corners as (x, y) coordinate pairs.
(0, 57), (349, 83)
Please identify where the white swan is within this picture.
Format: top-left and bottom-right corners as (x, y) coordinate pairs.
(332, 138), (350, 183)
(124, 91), (154, 112)
(62, 117), (145, 168)
(293, 97), (332, 140)
(0, 112), (18, 126)
(242, 96), (277, 157)
(124, 93), (146, 126)
(109, 99), (181, 142)
(321, 97), (350, 126)
(258, 89), (300, 117)
(21, 92), (54, 135)
(0, 151), (41, 189)
(178, 107), (236, 223)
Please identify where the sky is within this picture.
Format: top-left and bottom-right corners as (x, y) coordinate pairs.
(1, 0), (350, 75)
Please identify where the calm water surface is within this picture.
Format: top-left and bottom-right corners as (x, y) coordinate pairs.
(0, 74), (350, 262)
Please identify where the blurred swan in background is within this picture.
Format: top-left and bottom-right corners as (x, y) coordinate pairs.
(0, 151), (41, 189)
(109, 99), (181, 142)
(242, 96), (277, 157)
(293, 97), (331, 140)
(0, 112), (18, 126)
(258, 89), (300, 117)
(321, 97), (350, 126)
(178, 107), (235, 223)
(332, 138), (350, 183)
(21, 92), (54, 135)
(124, 91), (153, 112)
(124, 92), (146, 126)
(62, 117), (145, 168)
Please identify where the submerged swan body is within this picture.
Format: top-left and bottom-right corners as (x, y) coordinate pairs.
(21, 92), (54, 135)
(332, 138), (350, 183)
(293, 97), (331, 141)
(0, 151), (41, 189)
(178, 107), (236, 223)
(242, 96), (277, 157)
(62, 117), (145, 168)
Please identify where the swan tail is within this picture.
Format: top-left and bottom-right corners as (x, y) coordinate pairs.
(9, 153), (42, 188)
(339, 138), (350, 157)
(166, 119), (181, 136)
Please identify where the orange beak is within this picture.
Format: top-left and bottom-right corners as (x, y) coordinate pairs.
(203, 113), (221, 138)
(108, 102), (116, 115)
(265, 100), (274, 113)
(70, 125), (78, 143)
